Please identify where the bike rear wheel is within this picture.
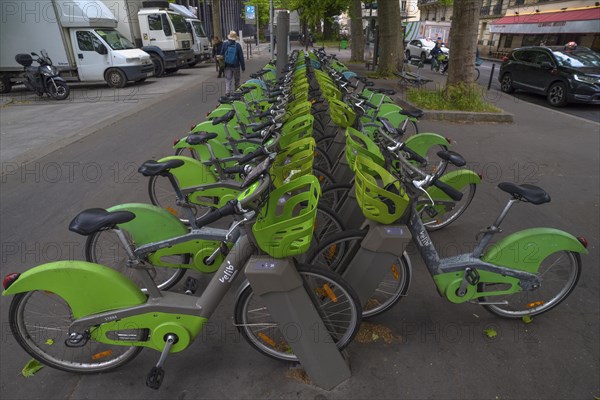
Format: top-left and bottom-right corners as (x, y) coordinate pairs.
(306, 229), (412, 318)
(9, 291), (143, 373)
(480, 251), (581, 318)
(234, 265), (362, 362)
(85, 229), (187, 291)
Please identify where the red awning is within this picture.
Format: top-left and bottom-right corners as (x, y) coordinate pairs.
(490, 7), (600, 34)
(492, 8), (600, 25)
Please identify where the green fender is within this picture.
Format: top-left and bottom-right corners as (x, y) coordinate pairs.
(157, 155), (217, 187)
(2, 261), (145, 319)
(482, 227), (588, 273)
(426, 169), (481, 200)
(174, 135), (233, 161)
(107, 203), (188, 246)
(404, 132), (449, 158)
(108, 204), (224, 273)
(156, 156), (239, 209)
(206, 105), (233, 119)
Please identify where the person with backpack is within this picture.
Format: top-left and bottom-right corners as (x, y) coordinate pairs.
(220, 31), (245, 96)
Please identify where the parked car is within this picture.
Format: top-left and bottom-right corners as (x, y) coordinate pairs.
(499, 46), (600, 107)
(405, 39), (449, 62)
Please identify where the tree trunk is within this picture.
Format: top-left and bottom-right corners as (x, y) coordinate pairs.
(349, 0), (364, 62)
(323, 15), (334, 40)
(212, 0), (222, 40)
(447, 0), (483, 86)
(377, 0), (403, 76)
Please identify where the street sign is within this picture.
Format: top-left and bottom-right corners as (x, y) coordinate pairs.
(245, 5), (256, 22)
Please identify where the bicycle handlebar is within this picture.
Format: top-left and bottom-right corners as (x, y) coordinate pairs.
(195, 200), (239, 228)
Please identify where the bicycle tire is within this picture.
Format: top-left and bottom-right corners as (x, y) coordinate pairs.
(9, 291), (144, 373)
(420, 183), (476, 231)
(306, 229), (412, 318)
(320, 183), (353, 213)
(234, 264), (362, 362)
(313, 166), (336, 188)
(85, 229), (187, 291)
(313, 146), (334, 172)
(475, 68), (481, 81)
(480, 251), (581, 319)
(315, 133), (337, 154)
(400, 119), (419, 137)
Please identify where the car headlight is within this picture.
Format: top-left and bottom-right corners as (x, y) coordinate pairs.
(573, 74), (599, 85)
(126, 57), (141, 63)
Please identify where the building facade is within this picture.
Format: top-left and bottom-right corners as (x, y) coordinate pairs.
(414, 0), (599, 56)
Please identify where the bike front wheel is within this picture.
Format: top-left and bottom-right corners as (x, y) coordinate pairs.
(480, 251), (581, 318)
(306, 229), (412, 318)
(234, 265), (362, 362)
(9, 291), (143, 373)
(420, 182), (476, 231)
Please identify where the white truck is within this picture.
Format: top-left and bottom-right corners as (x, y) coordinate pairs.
(102, 0), (195, 75)
(404, 20), (451, 44)
(0, 0), (155, 92)
(169, 3), (211, 65)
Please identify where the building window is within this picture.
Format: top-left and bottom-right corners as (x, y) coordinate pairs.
(504, 35), (513, 48)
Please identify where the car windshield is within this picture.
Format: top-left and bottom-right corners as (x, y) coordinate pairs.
(169, 13), (189, 34)
(191, 21), (206, 37)
(552, 49), (600, 68)
(95, 29), (135, 50)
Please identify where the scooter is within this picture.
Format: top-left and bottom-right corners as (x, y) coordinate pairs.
(14, 49), (70, 100)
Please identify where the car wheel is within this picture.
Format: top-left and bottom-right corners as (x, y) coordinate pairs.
(500, 73), (514, 93)
(405, 50), (411, 60)
(547, 81), (568, 107)
(105, 68), (127, 88)
(420, 52), (427, 63)
(0, 75), (12, 94)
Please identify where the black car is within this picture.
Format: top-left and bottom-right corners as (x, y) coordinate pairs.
(499, 46), (600, 107)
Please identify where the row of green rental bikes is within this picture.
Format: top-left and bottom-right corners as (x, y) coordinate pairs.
(3, 49), (588, 389)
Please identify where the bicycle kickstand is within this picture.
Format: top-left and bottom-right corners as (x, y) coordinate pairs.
(146, 333), (178, 390)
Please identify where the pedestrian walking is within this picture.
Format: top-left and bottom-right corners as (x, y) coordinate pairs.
(220, 31), (245, 96)
(212, 36), (224, 78)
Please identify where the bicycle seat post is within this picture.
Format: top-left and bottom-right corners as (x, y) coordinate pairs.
(165, 172), (200, 230)
(473, 198), (518, 258)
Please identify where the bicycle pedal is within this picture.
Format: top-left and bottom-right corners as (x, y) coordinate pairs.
(184, 276), (199, 295)
(146, 366), (165, 390)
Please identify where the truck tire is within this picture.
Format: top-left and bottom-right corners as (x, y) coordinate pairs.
(0, 75), (12, 94)
(150, 53), (164, 77)
(105, 68), (127, 88)
(142, 1), (169, 8)
(165, 68), (178, 74)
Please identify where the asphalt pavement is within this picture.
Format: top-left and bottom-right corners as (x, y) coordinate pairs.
(0, 44), (598, 400)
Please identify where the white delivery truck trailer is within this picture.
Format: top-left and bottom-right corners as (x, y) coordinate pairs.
(404, 20), (451, 44)
(169, 3), (211, 65)
(0, 0), (154, 92)
(102, 0), (195, 75)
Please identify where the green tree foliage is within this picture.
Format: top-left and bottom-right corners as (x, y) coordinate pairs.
(283, 0), (350, 40)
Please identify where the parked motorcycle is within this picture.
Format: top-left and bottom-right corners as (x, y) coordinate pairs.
(14, 49), (70, 100)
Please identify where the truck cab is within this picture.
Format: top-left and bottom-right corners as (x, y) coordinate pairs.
(137, 4), (195, 74)
(168, 3), (211, 66)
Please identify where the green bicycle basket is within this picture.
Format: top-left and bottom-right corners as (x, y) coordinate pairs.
(270, 137), (316, 188)
(354, 155), (409, 224)
(345, 127), (385, 171)
(253, 175), (321, 258)
(329, 98), (356, 128)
